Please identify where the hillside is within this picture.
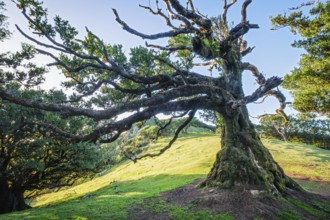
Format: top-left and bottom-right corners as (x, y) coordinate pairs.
(1, 134), (330, 219)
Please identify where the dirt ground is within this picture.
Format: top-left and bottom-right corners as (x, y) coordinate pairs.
(295, 179), (330, 197)
(129, 179), (330, 220)
(161, 180), (330, 220)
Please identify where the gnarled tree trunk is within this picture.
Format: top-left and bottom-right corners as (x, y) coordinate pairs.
(0, 176), (15, 214)
(203, 106), (301, 195)
(201, 47), (301, 195)
(0, 176), (30, 214)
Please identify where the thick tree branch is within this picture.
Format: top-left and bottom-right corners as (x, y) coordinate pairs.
(228, 76), (283, 109)
(266, 90), (289, 125)
(166, 0), (212, 33)
(241, 0), (252, 23)
(24, 98), (217, 143)
(0, 84), (224, 120)
(243, 62), (266, 85)
(155, 111), (189, 139)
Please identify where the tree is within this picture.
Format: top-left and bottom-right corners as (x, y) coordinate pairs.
(0, 0), (301, 196)
(0, 2), (112, 213)
(0, 87), (112, 214)
(271, 0), (330, 116)
(256, 114), (330, 149)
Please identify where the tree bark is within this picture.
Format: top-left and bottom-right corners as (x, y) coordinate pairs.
(0, 176), (30, 214)
(0, 176), (15, 214)
(203, 106), (301, 195)
(12, 188), (30, 211)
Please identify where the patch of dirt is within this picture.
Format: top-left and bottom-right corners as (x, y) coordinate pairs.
(127, 200), (171, 220)
(127, 180), (330, 220)
(295, 179), (330, 197)
(285, 171), (324, 182)
(160, 180), (330, 220)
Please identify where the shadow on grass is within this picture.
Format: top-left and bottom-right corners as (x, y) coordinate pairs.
(1, 174), (204, 220)
(266, 139), (330, 163)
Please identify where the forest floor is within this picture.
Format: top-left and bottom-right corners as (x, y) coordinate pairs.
(1, 134), (329, 220)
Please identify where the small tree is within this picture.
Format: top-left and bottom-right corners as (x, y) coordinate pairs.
(1, 0), (301, 197)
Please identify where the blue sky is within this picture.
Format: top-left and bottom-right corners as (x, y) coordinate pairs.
(3, 0), (317, 120)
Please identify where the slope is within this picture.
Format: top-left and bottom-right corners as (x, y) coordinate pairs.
(1, 134), (329, 219)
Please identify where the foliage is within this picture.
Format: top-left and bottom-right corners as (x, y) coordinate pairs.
(199, 110), (224, 133)
(0, 2), (113, 212)
(0, 1), (10, 41)
(0, 0), (308, 197)
(272, 1), (330, 116)
(256, 115), (330, 149)
(0, 87), (114, 212)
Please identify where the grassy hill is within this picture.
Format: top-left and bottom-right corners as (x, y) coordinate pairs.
(1, 134), (330, 219)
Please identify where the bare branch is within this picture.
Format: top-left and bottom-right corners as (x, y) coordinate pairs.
(193, 60), (217, 67)
(223, 0), (238, 25)
(243, 63), (266, 85)
(228, 76), (283, 109)
(155, 111), (189, 139)
(266, 90), (289, 125)
(241, 46), (255, 57)
(241, 0), (252, 23)
(139, 4), (178, 29)
(112, 9), (194, 40)
(289, 1), (317, 10)
(187, 0), (195, 12)
(166, 0), (212, 33)
(128, 110), (196, 162)
(163, 0), (192, 28)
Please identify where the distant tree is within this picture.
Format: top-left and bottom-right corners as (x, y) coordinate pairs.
(272, 1), (330, 116)
(256, 114), (330, 149)
(199, 110), (224, 133)
(1, 0), (301, 197)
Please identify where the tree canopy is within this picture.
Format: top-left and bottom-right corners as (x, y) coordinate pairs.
(272, 1), (330, 117)
(0, 0), (301, 198)
(0, 2), (113, 213)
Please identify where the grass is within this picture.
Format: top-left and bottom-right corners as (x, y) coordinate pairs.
(1, 134), (329, 219)
(263, 139), (330, 181)
(288, 198), (327, 218)
(277, 210), (302, 220)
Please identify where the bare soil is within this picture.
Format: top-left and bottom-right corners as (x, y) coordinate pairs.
(128, 179), (330, 220)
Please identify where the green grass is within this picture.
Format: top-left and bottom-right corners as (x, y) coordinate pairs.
(263, 139), (330, 181)
(288, 198), (327, 218)
(1, 134), (329, 219)
(277, 210), (302, 220)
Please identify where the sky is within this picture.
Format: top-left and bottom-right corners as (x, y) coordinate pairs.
(2, 0), (316, 121)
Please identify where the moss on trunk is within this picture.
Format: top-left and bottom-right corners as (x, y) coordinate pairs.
(203, 108), (301, 195)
